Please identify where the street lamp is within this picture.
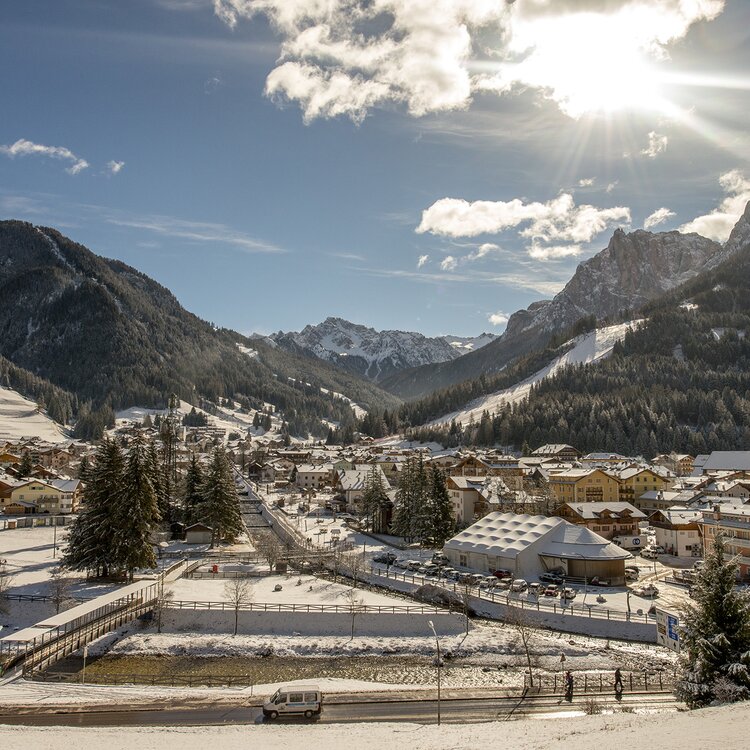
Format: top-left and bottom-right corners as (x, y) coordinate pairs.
(428, 620), (442, 726)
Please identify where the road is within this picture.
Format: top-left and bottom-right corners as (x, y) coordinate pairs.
(0, 691), (680, 727)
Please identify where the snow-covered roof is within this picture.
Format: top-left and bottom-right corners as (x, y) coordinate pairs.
(445, 511), (631, 562)
(700, 451), (750, 473)
(445, 512), (562, 558)
(562, 502), (646, 519)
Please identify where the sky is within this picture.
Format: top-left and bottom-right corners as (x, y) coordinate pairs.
(1, 0), (750, 338)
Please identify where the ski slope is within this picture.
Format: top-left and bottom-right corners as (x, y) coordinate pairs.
(430, 321), (641, 428)
(0, 386), (70, 443)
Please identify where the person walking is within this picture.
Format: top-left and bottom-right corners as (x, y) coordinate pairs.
(565, 670), (574, 702)
(614, 668), (624, 697)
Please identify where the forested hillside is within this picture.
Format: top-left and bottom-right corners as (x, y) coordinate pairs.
(0, 221), (400, 438)
(398, 205), (750, 455)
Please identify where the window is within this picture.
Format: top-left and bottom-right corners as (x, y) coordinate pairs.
(289, 693), (304, 703)
(304, 693), (318, 702)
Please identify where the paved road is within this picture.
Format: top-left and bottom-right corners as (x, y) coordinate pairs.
(0, 692), (680, 727)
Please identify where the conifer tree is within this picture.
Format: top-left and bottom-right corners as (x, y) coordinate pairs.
(114, 435), (160, 579)
(183, 453), (204, 525)
(427, 465), (455, 547)
(147, 442), (173, 525)
(393, 456), (428, 542)
(18, 452), (33, 478)
(677, 533), (750, 707)
(199, 445), (244, 547)
(361, 465), (390, 532)
(64, 440), (125, 578)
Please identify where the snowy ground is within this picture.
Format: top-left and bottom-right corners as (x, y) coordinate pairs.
(167, 574), (413, 607)
(430, 322), (641, 427)
(0, 386), (69, 443)
(2, 702), (749, 750)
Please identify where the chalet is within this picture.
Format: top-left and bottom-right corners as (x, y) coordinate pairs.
(334, 466), (389, 511)
(295, 464), (331, 490)
(6, 478), (81, 514)
(616, 467), (673, 509)
(697, 503), (750, 578)
(556, 501), (646, 540)
(649, 507), (702, 557)
(548, 468), (620, 505)
(531, 444), (581, 461)
(446, 476), (485, 525)
(652, 453), (694, 476)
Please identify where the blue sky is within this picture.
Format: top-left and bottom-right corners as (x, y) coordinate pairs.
(2, 0), (750, 337)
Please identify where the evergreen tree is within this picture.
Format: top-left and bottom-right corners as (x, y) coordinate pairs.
(427, 465), (455, 547)
(17, 452), (33, 478)
(361, 465), (390, 532)
(147, 442), (173, 525)
(392, 456), (428, 542)
(199, 446), (244, 547)
(677, 533), (750, 707)
(182, 453), (204, 526)
(114, 435), (161, 579)
(63, 440), (125, 578)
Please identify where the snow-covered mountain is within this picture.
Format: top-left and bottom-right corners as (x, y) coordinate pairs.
(271, 317), (496, 381)
(382, 217), (742, 400)
(428, 322), (640, 428)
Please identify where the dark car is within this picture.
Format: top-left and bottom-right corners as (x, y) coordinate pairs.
(492, 568), (513, 580)
(539, 572), (563, 584)
(372, 552), (398, 565)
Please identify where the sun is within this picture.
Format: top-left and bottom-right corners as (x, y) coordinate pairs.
(501, 12), (668, 119)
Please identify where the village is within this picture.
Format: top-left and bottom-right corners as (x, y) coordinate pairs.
(0, 397), (749, 721)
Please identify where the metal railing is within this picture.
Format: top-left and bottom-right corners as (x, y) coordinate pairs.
(523, 670), (674, 693)
(165, 599), (443, 614)
(368, 567), (655, 624)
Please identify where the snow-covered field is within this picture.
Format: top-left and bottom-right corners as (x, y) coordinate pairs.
(430, 322), (641, 427)
(2, 702), (749, 750)
(0, 386), (69, 443)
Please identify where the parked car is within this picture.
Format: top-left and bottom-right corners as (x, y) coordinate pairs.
(561, 587), (577, 600)
(539, 572), (563, 584)
(651, 544), (665, 554)
(467, 573), (485, 586)
(496, 578), (512, 590)
(432, 553), (450, 565)
(406, 560), (423, 571)
(392, 558), (409, 569)
(543, 584), (560, 597)
(457, 572), (475, 584)
(641, 548), (659, 560)
(634, 583), (660, 598)
(479, 576), (497, 590)
(443, 569), (459, 581)
(527, 582), (542, 596)
(372, 552), (397, 565)
(492, 568), (513, 580)
(510, 578), (528, 592)
(625, 568), (640, 582)
(693, 560), (705, 570)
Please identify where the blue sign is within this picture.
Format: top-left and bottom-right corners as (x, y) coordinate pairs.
(633, 537), (641, 546)
(667, 615), (679, 642)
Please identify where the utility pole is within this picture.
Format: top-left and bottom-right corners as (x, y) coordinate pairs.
(428, 620), (442, 726)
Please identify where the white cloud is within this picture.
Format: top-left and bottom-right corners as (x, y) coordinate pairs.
(0, 138), (89, 174)
(680, 170), (750, 242)
(578, 178), (595, 187)
(641, 131), (668, 158)
(108, 214), (285, 253)
(606, 181), (618, 194)
(417, 192), (630, 260)
(487, 310), (509, 327)
(440, 255), (458, 271)
(106, 160), (125, 175)
(417, 254), (430, 268)
(527, 242), (582, 261)
(644, 207), (675, 229)
(212, 0), (724, 122)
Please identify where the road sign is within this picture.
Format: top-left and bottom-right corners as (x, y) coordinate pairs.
(655, 608), (680, 652)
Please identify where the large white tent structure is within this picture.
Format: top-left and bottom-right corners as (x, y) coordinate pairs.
(443, 512), (631, 585)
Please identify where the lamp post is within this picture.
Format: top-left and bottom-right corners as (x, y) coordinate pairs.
(428, 620), (442, 726)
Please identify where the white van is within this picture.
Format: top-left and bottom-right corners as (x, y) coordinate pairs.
(263, 685), (323, 720)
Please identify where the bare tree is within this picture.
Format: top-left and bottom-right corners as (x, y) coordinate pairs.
(253, 533), (284, 573)
(342, 588), (365, 641)
(49, 567), (74, 615)
(153, 584), (175, 634)
(224, 577), (254, 636)
(0, 563), (12, 615)
(506, 606), (538, 688)
(344, 552), (368, 588)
